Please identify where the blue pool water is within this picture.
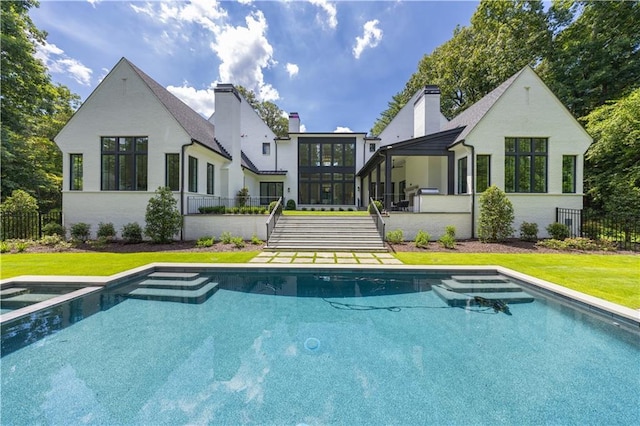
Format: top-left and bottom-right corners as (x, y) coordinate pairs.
(1, 269), (639, 425)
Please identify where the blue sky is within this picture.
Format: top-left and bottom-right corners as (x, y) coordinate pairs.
(32, 0), (479, 133)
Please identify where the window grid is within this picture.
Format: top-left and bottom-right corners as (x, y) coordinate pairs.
(188, 156), (198, 193)
(165, 154), (180, 191)
(70, 154), (83, 191)
(562, 155), (577, 193)
(505, 137), (547, 193)
(101, 136), (147, 191)
(457, 157), (468, 194)
(476, 155), (491, 193)
(207, 163), (214, 195)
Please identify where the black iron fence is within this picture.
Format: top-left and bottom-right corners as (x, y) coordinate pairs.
(556, 208), (639, 251)
(1, 211), (63, 240)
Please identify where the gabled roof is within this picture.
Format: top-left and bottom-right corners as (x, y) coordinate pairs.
(442, 67), (526, 144)
(241, 151), (287, 175)
(125, 58), (231, 160)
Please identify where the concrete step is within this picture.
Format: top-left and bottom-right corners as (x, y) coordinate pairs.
(0, 292), (59, 309)
(136, 276), (212, 291)
(127, 281), (219, 304)
(0, 287), (29, 298)
(440, 279), (523, 293)
(433, 285), (535, 307)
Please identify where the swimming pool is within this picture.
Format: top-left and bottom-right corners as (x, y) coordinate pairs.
(1, 265), (639, 425)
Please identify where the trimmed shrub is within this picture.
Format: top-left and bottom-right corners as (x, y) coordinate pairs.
(415, 230), (430, 249)
(199, 206), (226, 214)
(251, 234), (264, 245)
(444, 225), (456, 237)
(97, 222), (116, 240)
(286, 199), (296, 210)
(122, 222), (143, 244)
(439, 233), (456, 249)
(70, 222), (91, 242)
(196, 236), (215, 247)
(145, 187), (182, 243)
(236, 187), (249, 207)
(220, 231), (233, 244)
(268, 201), (283, 214)
(368, 200), (383, 214)
(386, 229), (404, 244)
(42, 222), (65, 238)
(478, 185), (515, 242)
(231, 236), (245, 248)
(536, 237), (617, 252)
(546, 222), (571, 240)
(519, 222), (539, 242)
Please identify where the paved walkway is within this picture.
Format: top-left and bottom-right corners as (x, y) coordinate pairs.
(250, 251), (403, 265)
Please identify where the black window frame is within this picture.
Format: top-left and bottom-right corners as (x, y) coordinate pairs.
(259, 182), (283, 205)
(562, 155), (577, 193)
(188, 156), (198, 193)
(101, 136), (148, 191)
(207, 163), (215, 195)
(504, 137), (548, 193)
(262, 143), (271, 155)
(369, 143), (376, 153)
(165, 153), (180, 191)
(476, 155), (491, 193)
(70, 153), (83, 191)
(457, 157), (468, 194)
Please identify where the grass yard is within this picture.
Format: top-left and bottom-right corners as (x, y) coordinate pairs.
(0, 251), (258, 279)
(396, 252), (640, 309)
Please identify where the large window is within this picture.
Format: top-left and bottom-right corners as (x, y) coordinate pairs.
(101, 136), (147, 190)
(298, 137), (356, 205)
(562, 155), (577, 193)
(165, 154), (179, 191)
(505, 137), (547, 193)
(188, 156), (198, 193)
(476, 155), (490, 192)
(207, 163), (215, 195)
(457, 157), (468, 194)
(260, 182), (283, 205)
(70, 154), (83, 191)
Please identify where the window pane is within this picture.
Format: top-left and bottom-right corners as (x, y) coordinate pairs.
(70, 154), (83, 191)
(120, 137), (133, 152)
(333, 173), (343, 181)
(334, 144), (343, 166)
(102, 137), (116, 152)
(518, 138), (531, 153)
(119, 154), (133, 190)
(562, 155), (576, 193)
(309, 183), (320, 204)
(533, 156), (547, 192)
(102, 154), (116, 190)
(166, 154), (180, 191)
(334, 182), (344, 204)
(322, 144), (332, 166)
(505, 138), (516, 152)
(136, 155), (147, 190)
(136, 137), (148, 152)
(299, 144), (309, 166)
(207, 163), (214, 194)
(345, 143), (355, 166)
(262, 143), (270, 155)
(505, 156), (515, 193)
(188, 156), (198, 192)
(299, 183), (309, 204)
(518, 156), (531, 192)
(533, 138), (547, 153)
(476, 155), (490, 193)
(311, 144), (321, 166)
(457, 157), (468, 194)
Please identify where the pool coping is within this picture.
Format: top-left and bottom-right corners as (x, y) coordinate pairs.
(2, 263), (638, 332)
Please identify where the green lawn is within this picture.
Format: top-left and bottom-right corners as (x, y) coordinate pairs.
(0, 251), (258, 279)
(396, 252), (640, 309)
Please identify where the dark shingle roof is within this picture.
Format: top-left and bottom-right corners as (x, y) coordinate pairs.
(241, 151), (287, 175)
(442, 67), (526, 144)
(126, 58), (230, 159)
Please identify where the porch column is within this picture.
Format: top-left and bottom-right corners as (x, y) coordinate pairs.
(384, 150), (393, 211)
(375, 163), (382, 200)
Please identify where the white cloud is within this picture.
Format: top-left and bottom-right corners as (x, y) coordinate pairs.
(353, 19), (383, 59)
(167, 84), (217, 117)
(87, 0), (101, 8)
(334, 126), (353, 133)
(131, 0), (227, 33)
(286, 63), (299, 78)
(309, 0), (338, 29)
(35, 41), (93, 86)
(210, 11), (279, 101)
(300, 123), (307, 133)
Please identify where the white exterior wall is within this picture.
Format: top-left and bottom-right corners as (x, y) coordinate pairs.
(183, 215), (268, 240)
(238, 96), (277, 172)
(385, 213), (471, 240)
(275, 137), (297, 200)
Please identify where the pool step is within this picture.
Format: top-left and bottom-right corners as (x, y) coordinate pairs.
(126, 273), (219, 304)
(440, 279), (523, 293)
(450, 275), (511, 283)
(0, 287), (29, 298)
(433, 285), (535, 308)
(0, 292), (60, 309)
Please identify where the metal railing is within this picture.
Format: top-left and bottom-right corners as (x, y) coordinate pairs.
(369, 197), (386, 241)
(1, 211), (63, 240)
(556, 207), (639, 251)
(188, 195), (281, 214)
(266, 197), (283, 241)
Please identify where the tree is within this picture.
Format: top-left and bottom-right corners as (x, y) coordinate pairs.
(1, 0), (80, 210)
(583, 89), (640, 219)
(0, 189), (39, 214)
(144, 187), (182, 243)
(539, 1), (640, 117)
(478, 185), (515, 243)
(236, 86), (289, 137)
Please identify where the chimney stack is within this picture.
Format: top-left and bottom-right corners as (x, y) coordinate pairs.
(288, 112), (300, 133)
(413, 85), (441, 137)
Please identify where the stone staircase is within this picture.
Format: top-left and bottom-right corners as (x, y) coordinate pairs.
(266, 216), (386, 252)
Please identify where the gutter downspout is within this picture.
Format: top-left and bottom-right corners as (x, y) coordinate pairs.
(461, 140), (475, 238)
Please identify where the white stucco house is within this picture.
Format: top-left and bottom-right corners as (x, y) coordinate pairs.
(54, 58), (591, 241)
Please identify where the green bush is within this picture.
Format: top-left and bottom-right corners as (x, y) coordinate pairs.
(546, 222), (571, 240)
(386, 229), (404, 244)
(415, 230), (430, 248)
(251, 234), (264, 245)
(70, 222), (91, 242)
(42, 222), (65, 238)
(199, 206), (226, 214)
(236, 187), (250, 207)
(145, 187), (182, 243)
(40, 234), (63, 246)
(438, 233), (456, 249)
(97, 222), (116, 240)
(268, 201), (283, 214)
(231, 236), (245, 248)
(220, 231), (233, 244)
(286, 199), (296, 210)
(478, 185), (515, 242)
(121, 222), (143, 244)
(519, 222), (539, 242)
(536, 237), (617, 252)
(196, 236), (215, 247)
(444, 225), (456, 237)
(368, 200), (383, 214)
(0, 241), (8, 253)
